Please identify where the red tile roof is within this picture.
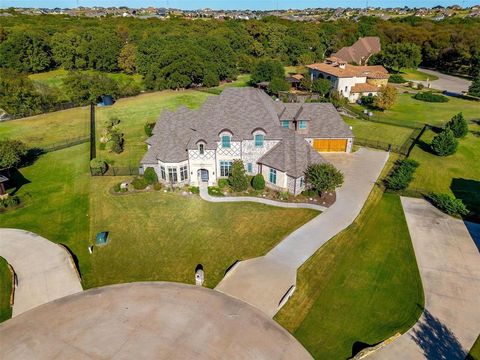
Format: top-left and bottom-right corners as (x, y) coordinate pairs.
(350, 83), (381, 93)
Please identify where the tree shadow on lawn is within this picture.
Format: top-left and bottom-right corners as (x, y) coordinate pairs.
(451, 178), (480, 222)
(410, 308), (467, 360)
(6, 168), (30, 196)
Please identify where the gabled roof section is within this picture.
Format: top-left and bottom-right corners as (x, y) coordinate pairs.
(258, 130), (326, 178)
(331, 36), (381, 65)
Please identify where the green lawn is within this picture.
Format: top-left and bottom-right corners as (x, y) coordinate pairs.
(276, 189), (424, 359)
(408, 122), (480, 217)
(0, 257), (12, 323)
(29, 69), (144, 93)
(0, 144), (318, 293)
(353, 93), (480, 128)
(468, 336), (480, 360)
(344, 117), (415, 147)
(401, 69), (439, 82)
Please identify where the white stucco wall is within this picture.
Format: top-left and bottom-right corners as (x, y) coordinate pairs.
(241, 139), (280, 175)
(188, 149), (216, 186)
(261, 165), (288, 192)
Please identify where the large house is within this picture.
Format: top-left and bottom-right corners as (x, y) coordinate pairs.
(307, 58), (389, 103)
(141, 88), (353, 195)
(331, 36), (381, 66)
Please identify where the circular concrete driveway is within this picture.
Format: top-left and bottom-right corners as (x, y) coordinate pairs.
(0, 282), (312, 359)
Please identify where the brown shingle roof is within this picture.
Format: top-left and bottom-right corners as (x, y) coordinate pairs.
(331, 36), (381, 65)
(350, 83), (381, 93)
(306, 63), (388, 79)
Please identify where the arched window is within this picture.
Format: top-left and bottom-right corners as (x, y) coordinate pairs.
(199, 143), (204, 155)
(254, 134), (264, 148)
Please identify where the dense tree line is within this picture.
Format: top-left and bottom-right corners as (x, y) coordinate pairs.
(0, 15), (479, 106)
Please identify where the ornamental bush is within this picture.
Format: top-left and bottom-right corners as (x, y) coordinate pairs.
(427, 193), (469, 216)
(131, 177), (148, 190)
(0, 195), (20, 209)
(445, 112), (468, 138)
(388, 74), (406, 84)
(229, 159), (249, 192)
(90, 158), (108, 175)
(144, 167), (158, 185)
(431, 129), (458, 156)
(384, 159), (419, 191)
(144, 122), (155, 137)
(414, 91), (449, 103)
(305, 163), (344, 195)
(218, 178), (230, 189)
(252, 173), (265, 190)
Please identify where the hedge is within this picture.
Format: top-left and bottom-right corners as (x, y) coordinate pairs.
(413, 91), (449, 103)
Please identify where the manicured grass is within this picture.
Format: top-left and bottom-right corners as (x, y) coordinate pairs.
(401, 68), (439, 82)
(0, 144), (92, 280)
(0, 257), (12, 323)
(0, 106), (90, 147)
(29, 69), (144, 92)
(275, 188), (423, 359)
(0, 144), (318, 291)
(88, 176), (318, 288)
(344, 117), (415, 147)
(95, 90), (212, 166)
(354, 93), (480, 127)
(408, 122), (480, 216)
(468, 336), (480, 360)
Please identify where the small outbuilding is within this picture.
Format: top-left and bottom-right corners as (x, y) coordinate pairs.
(95, 231), (109, 246)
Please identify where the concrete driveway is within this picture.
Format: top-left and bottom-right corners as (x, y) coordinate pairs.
(0, 228), (82, 316)
(0, 282), (312, 360)
(416, 68), (471, 94)
(369, 198), (480, 360)
(215, 148), (388, 316)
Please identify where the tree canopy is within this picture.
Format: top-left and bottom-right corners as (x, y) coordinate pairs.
(0, 139), (28, 170)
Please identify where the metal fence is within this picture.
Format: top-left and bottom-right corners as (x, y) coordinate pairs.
(42, 137), (90, 153)
(344, 104), (424, 130)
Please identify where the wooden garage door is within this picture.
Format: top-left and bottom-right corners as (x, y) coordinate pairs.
(313, 139), (347, 152)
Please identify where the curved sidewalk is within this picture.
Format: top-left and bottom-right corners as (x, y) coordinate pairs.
(212, 148), (389, 316)
(369, 198), (480, 360)
(199, 185), (327, 211)
(0, 228), (82, 316)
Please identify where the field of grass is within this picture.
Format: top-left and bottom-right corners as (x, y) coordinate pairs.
(344, 117), (415, 147)
(88, 177), (318, 288)
(353, 93), (480, 128)
(276, 184), (423, 358)
(0, 144), (317, 293)
(468, 336), (480, 360)
(0, 257), (12, 323)
(29, 69), (144, 92)
(401, 69), (439, 82)
(408, 121), (480, 217)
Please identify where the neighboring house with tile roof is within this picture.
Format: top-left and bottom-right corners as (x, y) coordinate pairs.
(141, 88), (353, 195)
(307, 58), (389, 103)
(331, 36), (381, 66)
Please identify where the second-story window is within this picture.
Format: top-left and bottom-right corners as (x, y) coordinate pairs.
(254, 134), (264, 147)
(199, 143), (204, 155)
(281, 120), (289, 128)
(221, 135), (231, 148)
(298, 120), (307, 130)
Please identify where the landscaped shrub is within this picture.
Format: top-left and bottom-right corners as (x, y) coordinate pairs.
(427, 193), (469, 216)
(388, 74), (406, 83)
(252, 174), (265, 190)
(468, 73), (480, 97)
(107, 131), (124, 154)
(0, 195), (20, 209)
(188, 186), (199, 194)
(305, 163), (344, 195)
(445, 112), (468, 138)
(431, 129), (458, 156)
(153, 183), (162, 191)
(417, 83), (425, 90)
(414, 91), (449, 103)
(208, 186), (224, 196)
(113, 182), (121, 192)
(90, 158), (108, 175)
(302, 189), (318, 198)
(144, 167), (158, 185)
(218, 178), (230, 189)
(144, 122), (155, 137)
(360, 95), (375, 106)
(131, 177), (148, 190)
(229, 159), (249, 192)
(385, 159), (419, 191)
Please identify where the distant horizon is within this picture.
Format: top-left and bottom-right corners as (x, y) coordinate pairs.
(1, 1), (479, 11)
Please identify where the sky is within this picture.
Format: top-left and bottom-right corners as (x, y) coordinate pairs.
(0, 0), (477, 10)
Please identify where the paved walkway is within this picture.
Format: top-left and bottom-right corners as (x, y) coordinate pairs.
(369, 198), (480, 360)
(416, 68), (471, 94)
(213, 148), (389, 316)
(0, 228), (82, 316)
(0, 282), (312, 360)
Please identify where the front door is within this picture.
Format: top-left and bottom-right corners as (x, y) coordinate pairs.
(199, 169), (209, 182)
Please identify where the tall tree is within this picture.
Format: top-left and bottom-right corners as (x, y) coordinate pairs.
(0, 31), (51, 72)
(378, 42), (422, 72)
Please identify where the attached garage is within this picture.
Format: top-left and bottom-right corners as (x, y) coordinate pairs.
(312, 139), (347, 152)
